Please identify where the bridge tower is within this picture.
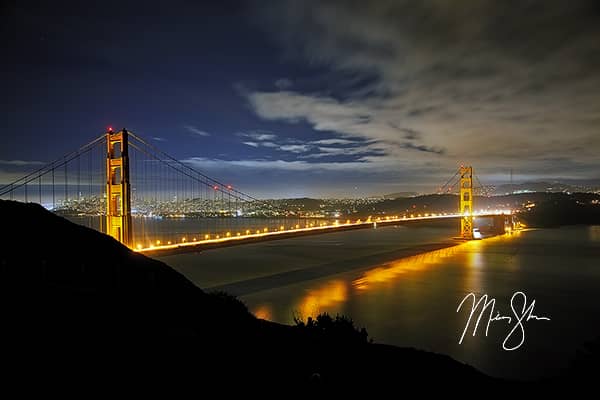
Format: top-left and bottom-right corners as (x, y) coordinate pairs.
(459, 165), (473, 240)
(105, 128), (132, 247)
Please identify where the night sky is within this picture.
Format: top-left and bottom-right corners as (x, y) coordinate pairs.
(2, 0), (600, 198)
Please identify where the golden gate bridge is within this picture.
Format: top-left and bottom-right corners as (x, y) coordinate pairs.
(0, 128), (518, 256)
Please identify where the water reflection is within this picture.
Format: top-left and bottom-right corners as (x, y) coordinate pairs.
(467, 241), (484, 268)
(353, 245), (463, 291)
(253, 304), (272, 320)
(225, 228), (600, 380)
(295, 280), (348, 320)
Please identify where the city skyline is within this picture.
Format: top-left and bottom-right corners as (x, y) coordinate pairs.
(2, 0), (600, 198)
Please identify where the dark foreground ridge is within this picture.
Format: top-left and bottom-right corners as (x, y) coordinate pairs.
(0, 200), (587, 393)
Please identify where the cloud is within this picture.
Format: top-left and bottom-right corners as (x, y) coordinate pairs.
(279, 144), (310, 153)
(310, 138), (358, 145)
(152, 137), (167, 142)
(184, 125), (210, 136)
(242, 139), (309, 153)
(183, 156), (376, 172)
(237, 131), (277, 141)
(246, 90), (444, 160)
(0, 159), (45, 166)
(239, 128), (379, 156)
(275, 78), (293, 89)
(301, 145), (386, 159)
(248, 0), (600, 182)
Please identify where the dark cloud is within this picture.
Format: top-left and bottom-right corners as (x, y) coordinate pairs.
(401, 128), (420, 141)
(401, 142), (445, 155)
(408, 107), (437, 117)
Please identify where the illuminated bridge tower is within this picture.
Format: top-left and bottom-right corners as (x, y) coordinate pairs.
(459, 165), (474, 240)
(105, 128), (132, 247)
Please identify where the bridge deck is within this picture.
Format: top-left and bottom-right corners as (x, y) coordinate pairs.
(137, 213), (510, 257)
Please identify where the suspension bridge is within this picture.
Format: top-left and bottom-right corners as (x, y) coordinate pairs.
(0, 128), (517, 256)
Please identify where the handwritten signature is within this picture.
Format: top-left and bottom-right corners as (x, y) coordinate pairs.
(456, 291), (550, 351)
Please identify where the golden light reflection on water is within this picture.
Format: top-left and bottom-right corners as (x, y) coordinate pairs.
(253, 233), (522, 322)
(296, 280), (348, 320)
(352, 245), (464, 291)
(467, 240), (484, 268)
(253, 304), (273, 320)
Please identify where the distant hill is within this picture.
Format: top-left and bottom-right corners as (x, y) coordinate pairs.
(350, 192), (600, 220)
(383, 192), (419, 199)
(0, 200), (499, 391)
(492, 181), (600, 195)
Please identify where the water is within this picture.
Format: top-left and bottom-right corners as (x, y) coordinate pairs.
(67, 215), (331, 246)
(157, 223), (600, 381)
